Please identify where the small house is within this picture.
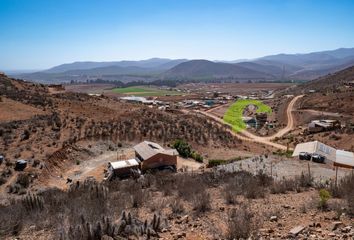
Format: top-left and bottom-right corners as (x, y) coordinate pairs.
(335, 150), (354, 169)
(308, 120), (340, 133)
(133, 141), (178, 172)
(108, 159), (140, 178)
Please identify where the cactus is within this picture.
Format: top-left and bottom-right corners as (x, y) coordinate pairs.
(22, 193), (44, 211)
(127, 212), (132, 225)
(121, 211), (126, 222)
(118, 220), (126, 234)
(94, 221), (102, 239)
(151, 213), (161, 231)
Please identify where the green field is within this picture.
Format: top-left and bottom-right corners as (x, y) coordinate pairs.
(223, 99), (272, 132)
(112, 86), (182, 96)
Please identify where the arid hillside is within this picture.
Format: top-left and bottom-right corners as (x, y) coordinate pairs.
(1, 73), (262, 195)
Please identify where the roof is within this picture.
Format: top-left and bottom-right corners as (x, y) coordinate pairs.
(309, 120), (338, 128)
(293, 141), (354, 168)
(133, 141), (178, 160)
(292, 141), (336, 162)
(121, 96), (162, 105)
(335, 150), (354, 168)
(109, 159), (139, 169)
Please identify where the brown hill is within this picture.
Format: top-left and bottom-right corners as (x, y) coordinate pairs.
(297, 65), (354, 92)
(0, 73), (248, 192)
(163, 60), (275, 81)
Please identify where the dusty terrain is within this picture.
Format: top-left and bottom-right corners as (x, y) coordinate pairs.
(179, 82), (294, 95)
(1, 72), (353, 240)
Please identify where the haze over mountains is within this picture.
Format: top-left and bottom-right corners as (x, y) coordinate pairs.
(13, 48), (354, 83)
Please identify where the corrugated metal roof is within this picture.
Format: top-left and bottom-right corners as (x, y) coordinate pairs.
(335, 150), (354, 168)
(133, 141), (178, 160)
(110, 159), (139, 169)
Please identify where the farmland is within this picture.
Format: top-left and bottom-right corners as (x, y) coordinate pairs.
(111, 86), (183, 96)
(223, 99), (272, 132)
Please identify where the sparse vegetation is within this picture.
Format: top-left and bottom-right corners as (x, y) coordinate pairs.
(226, 205), (257, 239)
(318, 189), (331, 210)
(173, 139), (204, 162)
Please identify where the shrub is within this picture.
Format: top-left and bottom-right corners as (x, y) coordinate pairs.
(336, 174), (354, 215)
(192, 152), (203, 163)
(318, 189), (331, 210)
(207, 159), (227, 168)
(192, 191), (211, 214)
(173, 139), (191, 158)
(226, 205), (256, 239)
(16, 173), (30, 188)
(245, 177), (266, 199)
(170, 198), (185, 215)
(223, 182), (238, 204)
(0, 176), (6, 186)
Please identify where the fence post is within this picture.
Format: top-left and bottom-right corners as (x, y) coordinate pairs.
(307, 162), (311, 178)
(335, 166), (338, 189)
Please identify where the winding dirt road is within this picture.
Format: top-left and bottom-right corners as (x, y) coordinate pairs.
(195, 95), (304, 150)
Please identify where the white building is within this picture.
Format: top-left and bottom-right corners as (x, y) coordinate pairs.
(292, 141), (354, 168)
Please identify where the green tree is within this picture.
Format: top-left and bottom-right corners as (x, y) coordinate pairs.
(173, 139), (192, 158)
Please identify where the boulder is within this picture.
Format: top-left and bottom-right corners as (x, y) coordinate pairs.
(289, 225), (305, 236)
(331, 221), (343, 231)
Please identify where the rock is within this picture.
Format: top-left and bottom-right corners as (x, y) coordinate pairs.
(282, 204), (291, 209)
(328, 232), (336, 237)
(331, 221), (343, 231)
(289, 225), (305, 236)
(270, 216), (278, 222)
(176, 232), (186, 238)
(175, 215), (189, 224)
(101, 235), (114, 240)
(309, 222), (321, 228)
(29, 225), (36, 231)
(341, 226), (352, 233)
(219, 206), (225, 211)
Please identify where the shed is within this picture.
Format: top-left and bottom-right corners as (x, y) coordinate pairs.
(335, 150), (354, 169)
(108, 159), (140, 178)
(292, 141), (336, 163)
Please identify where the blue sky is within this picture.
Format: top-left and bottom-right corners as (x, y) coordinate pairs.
(0, 0), (353, 70)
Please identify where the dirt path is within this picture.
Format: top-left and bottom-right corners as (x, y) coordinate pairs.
(205, 103), (230, 113)
(264, 95), (304, 140)
(194, 95), (304, 150)
(299, 109), (351, 118)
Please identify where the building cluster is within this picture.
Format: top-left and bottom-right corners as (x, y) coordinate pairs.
(308, 119), (341, 133)
(107, 141), (178, 179)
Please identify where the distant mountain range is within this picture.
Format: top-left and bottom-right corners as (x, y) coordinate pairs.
(13, 48), (354, 83)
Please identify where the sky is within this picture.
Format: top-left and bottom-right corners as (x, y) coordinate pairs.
(0, 0), (354, 70)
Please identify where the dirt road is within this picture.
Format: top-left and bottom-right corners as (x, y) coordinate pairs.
(195, 95), (304, 150)
(299, 109), (351, 118)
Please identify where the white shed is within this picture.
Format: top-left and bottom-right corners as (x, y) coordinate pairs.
(292, 141), (336, 163)
(335, 150), (354, 169)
